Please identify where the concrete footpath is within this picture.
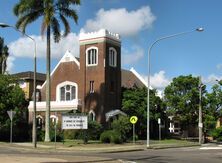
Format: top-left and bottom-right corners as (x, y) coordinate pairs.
(0, 142), (144, 163)
(0, 141), (202, 163)
(2, 142), (146, 153)
(0, 140), (201, 152)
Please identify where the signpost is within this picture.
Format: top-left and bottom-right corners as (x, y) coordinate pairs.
(7, 110), (16, 143)
(130, 116), (138, 144)
(158, 118), (161, 141)
(54, 112), (57, 149)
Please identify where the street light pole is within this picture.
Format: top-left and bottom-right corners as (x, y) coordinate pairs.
(0, 23), (37, 148)
(199, 76), (203, 145)
(147, 28), (204, 148)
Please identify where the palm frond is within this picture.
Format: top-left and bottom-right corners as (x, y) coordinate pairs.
(51, 17), (61, 43)
(41, 19), (47, 37)
(68, 0), (81, 5)
(59, 14), (70, 37)
(13, 0), (43, 16)
(57, 0), (80, 6)
(16, 11), (44, 33)
(59, 8), (78, 24)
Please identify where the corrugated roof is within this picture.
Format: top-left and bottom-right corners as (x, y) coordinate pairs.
(121, 69), (146, 88)
(12, 69), (146, 89)
(13, 71), (46, 81)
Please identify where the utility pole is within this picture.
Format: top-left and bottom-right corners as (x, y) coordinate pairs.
(199, 76), (203, 145)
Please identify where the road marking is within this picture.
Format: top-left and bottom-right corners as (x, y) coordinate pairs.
(200, 147), (222, 150)
(118, 160), (136, 163)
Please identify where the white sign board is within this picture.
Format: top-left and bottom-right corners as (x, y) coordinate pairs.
(62, 115), (88, 129)
(199, 122), (203, 128)
(158, 118), (161, 125)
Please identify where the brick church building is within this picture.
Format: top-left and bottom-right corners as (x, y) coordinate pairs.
(28, 29), (146, 126)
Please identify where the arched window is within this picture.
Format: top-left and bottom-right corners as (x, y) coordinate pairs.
(86, 47), (98, 66)
(56, 81), (78, 101)
(36, 115), (43, 129)
(109, 47), (117, 67)
(50, 115), (58, 125)
(89, 110), (96, 121)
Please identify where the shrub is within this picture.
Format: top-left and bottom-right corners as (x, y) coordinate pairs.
(37, 129), (45, 141)
(87, 120), (103, 140)
(210, 127), (222, 142)
(111, 116), (131, 142)
(110, 131), (123, 144)
(75, 120), (103, 143)
(100, 130), (112, 143)
(50, 125), (63, 142)
(63, 130), (79, 140)
(100, 130), (122, 144)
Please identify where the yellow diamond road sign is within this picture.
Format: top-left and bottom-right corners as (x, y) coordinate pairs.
(130, 116), (138, 124)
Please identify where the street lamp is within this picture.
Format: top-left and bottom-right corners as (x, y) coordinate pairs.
(0, 23), (37, 148)
(199, 76), (204, 145)
(147, 27), (204, 148)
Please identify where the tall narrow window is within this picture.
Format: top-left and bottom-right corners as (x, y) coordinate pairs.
(86, 47), (98, 66)
(90, 81), (94, 93)
(89, 110), (96, 121)
(110, 81), (115, 92)
(109, 47), (117, 67)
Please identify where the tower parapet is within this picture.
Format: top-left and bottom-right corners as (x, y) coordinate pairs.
(79, 29), (121, 43)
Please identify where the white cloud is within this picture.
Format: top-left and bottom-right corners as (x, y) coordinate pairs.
(122, 45), (144, 65)
(216, 64), (222, 70)
(151, 71), (171, 89)
(8, 32), (80, 59)
(6, 56), (15, 73)
(142, 71), (171, 89)
(202, 74), (222, 85)
(83, 6), (156, 37)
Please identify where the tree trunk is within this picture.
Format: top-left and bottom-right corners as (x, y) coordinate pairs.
(45, 26), (51, 142)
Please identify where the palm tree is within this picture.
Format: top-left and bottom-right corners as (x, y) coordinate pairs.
(14, 0), (80, 142)
(0, 37), (9, 74)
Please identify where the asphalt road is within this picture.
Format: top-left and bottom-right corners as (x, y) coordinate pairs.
(0, 145), (222, 163)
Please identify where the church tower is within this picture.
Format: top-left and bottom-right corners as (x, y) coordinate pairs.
(79, 29), (121, 123)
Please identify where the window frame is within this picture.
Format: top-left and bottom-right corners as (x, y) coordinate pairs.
(86, 47), (98, 67)
(56, 81), (78, 101)
(89, 80), (94, 93)
(89, 110), (96, 121)
(109, 47), (117, 67)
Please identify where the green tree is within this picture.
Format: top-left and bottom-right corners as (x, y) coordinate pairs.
(204, 83), (222, 134)
(14, 0), (80, 141)
(164, 75), (206, 131)
(122, 87), (166, 139)
(0, 37), (9, 74)
(0, 74), (28, 141)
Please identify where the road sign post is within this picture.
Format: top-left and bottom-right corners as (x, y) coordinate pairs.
(54, 112), (57, 149)
(7, 110), (16, 144)
(158, 118), (161, 141)
(130, 116), (138, 144)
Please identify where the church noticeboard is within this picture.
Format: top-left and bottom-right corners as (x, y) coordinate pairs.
(62, 115), (88, 129)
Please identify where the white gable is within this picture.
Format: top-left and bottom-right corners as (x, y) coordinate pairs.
(41, 50), (80, 88)
(61, 51), (80, 67)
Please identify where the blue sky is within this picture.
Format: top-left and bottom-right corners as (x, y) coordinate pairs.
(0, 0), (222, 90)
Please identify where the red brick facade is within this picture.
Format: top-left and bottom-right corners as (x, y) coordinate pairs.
(38, 29), (122, 123)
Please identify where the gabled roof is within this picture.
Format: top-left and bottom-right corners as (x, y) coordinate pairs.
(13, 71), (46, 81)
(41, 50), (80, 88)
(121, 68), (147, 89)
